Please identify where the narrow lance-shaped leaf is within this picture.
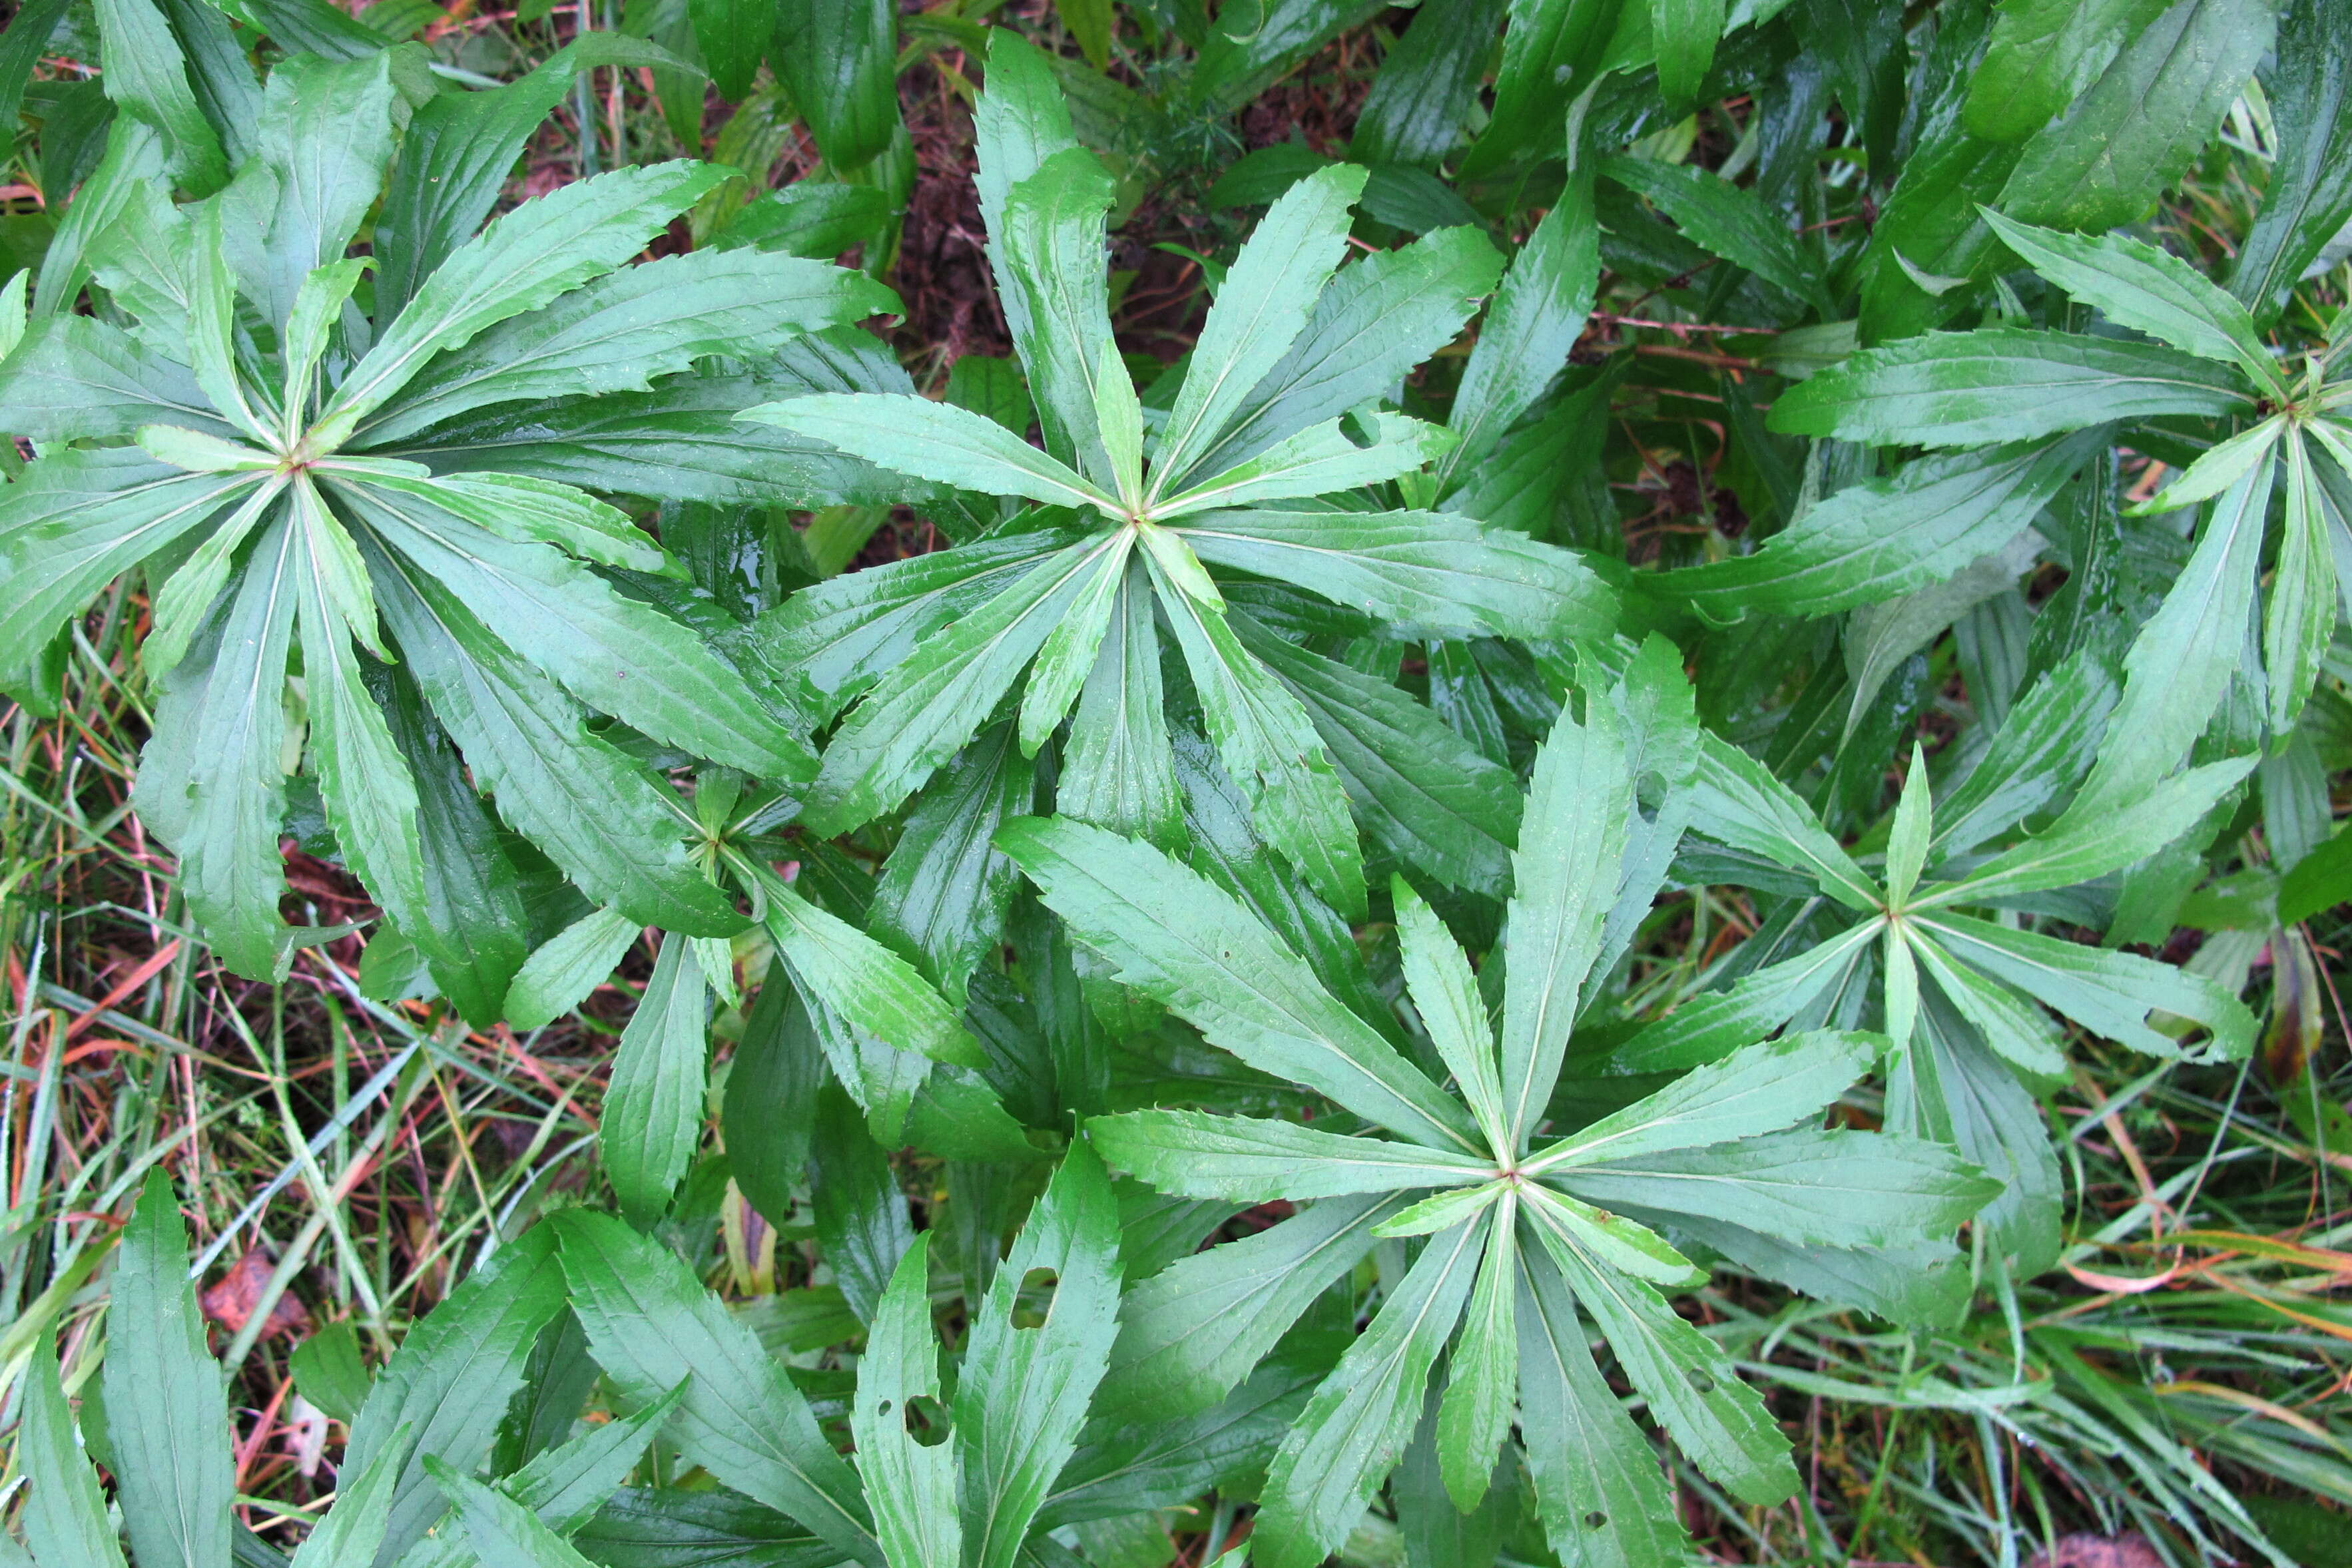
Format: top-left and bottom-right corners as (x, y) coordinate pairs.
(1139, 527), (1368, 920)
(999, 816), (1480, 1153)
(1501, 696), (1633, 1148)
(601, 932), (713, 1228)
(312, 162), (733, 447)
(1150, 162), (1369, 497)
(1525, 1031), (1877, 1175)
(852, 1238), (960, 1568)
(105, 1172), (232, 1568)
(1435, 1194), (1518, 1510)
(21, 1330), (130, 1568)
(745, 393), (1118, 516)
(956, 1142), (1123, 1568)
(1088, 1107), (1493, 1200)
(553, 1211), (879, 1565)
(1255, 1220), (1483, 1568)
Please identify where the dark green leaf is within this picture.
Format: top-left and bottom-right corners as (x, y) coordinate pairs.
(1768, 328), (2251, 448)
(1997, 0), (2275, 231)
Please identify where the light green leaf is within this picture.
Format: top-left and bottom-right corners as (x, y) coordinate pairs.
(1434, 1196), (1518, 1511)
(603, 932), (712, 1227)
(21, 1329), (129, 1568)
(1536, 1224), (1797, 1506)
(1151, 162), (1369, 498)
(1155, 413), (1458, 516)
(1558, 1126), (2004, 1248)
(1767, 328), (2252, 448)
(956, 1143), (1122, 1568)
(355, 471), (671, 577)
(314, 161), (733, 448)
(1515, 1242), (1692, 1568)
(1060, 558), (1185, 846)
(992, 146), (1123, 486)
(145, 477), (288, 677)
(804, 534), (1121, 834)
(1372, 1178), (1508, 1237)
(1885, 744), (1934, 908)
(132, 511), (299, 977)
(1914, 911), (2257, 1061)
(756, 870), (986, 1071)
(1392, 876), (1508, 1153)
(1018, 528), (1134, 756)
(348, 483), (812, 781)
(1177, 507), (1612, 639)
(358, 249), (898, 447)
(422, 1459), (601, 1568)
(1441, 176), (1596, 485)
(1499, 696), (1633, 1148)
(282, 257), (374, 427)
(1526, 1031), (1876, 1175)
(92, 0), (227, 191)
(1201, 226), (1504, 480)
(288, 1420), (410, 1568)
(1097, 1194), (1405, 1422)
(852, 1238), (960, 1568)
(1523, 1183), (1706, 1288)
(1089, 1108), (1492, 1200)
(1141, 527), (1366, 919)
(2071, 447), (2275, 812)
(1688, 732), (1882, 912)
(105, 1171), (232, 1568)
(364, 539), (746, 937)
(1980, 209), (2279, 387)
(1255, 1220), (1483, 1568)
(135, 425), (275, 473)
(1919, 756), (2252, 906)
(504, 908), (639, 1032)
(344, 1226), (569, 1565)
(2267, 429), (2338, 734)
(2127, 415), (2284, 515)
(745, 393), (1117, 515)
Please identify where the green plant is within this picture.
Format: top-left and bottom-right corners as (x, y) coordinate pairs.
(5, 0), (2352, 1565)
(744, 30), (1608, 922)
(1001, 650), (2002, 1567)
(0, 41), (900, 995)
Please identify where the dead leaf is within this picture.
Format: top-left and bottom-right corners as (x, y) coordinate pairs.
(2027, 1533), (2164, 1568)
(201, 1248), (311, 1340)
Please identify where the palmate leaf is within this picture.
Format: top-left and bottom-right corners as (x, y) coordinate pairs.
(0, 71), (899, 984)
(750, 35), (1602, 918)
(1026, 676), (1991, 1566)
